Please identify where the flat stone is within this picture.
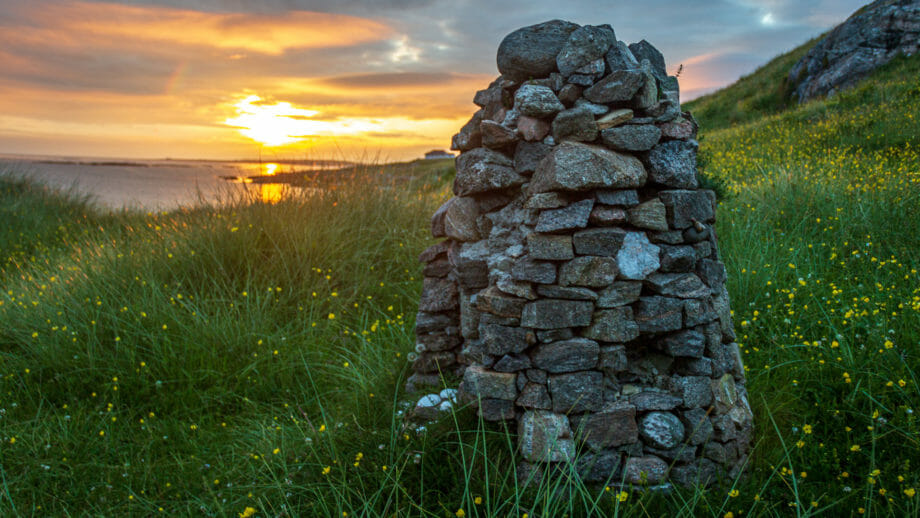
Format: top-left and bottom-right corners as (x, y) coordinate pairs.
(417, 332), (461, 353)
(646, 273), (710, 299)
(599, 345), (627, 372)
(494, 353), (532, 372)
(596, 189), (639, 206)
(514, 84), (565, 118)
(595, 109), (634, 130)
(572, 401), (637, 450)
(444, 196), (480, 241)
(480, 119), (518, 149)
(576, 450), (622, 482)
(623, 455), (669, 485)
(559, 256), (618, 287)
(630, 391), (683, 411)
(516, 382), (552, 409)
(415, 311), (455, 334)
(461, 365), (518, 400)
(628, 198), (669, 231)
(517, 116), (551, 142)
(557, 24), (616, 76)
(525, 192), (567, 210)
(529, 141), (646, 194)
(645, 140), (699, 189)
(479, 322), (530, 355)
(531, 338), (599, 373)
(513, 141), (552, 175)
(418, 241), (450, 263)
(419, 277), (458, 313)
(601, 124), (661, 151)
(549, 371), (603, 413)
(672, 375), (713, 408)
(552, 106), (598, 142)
(616, 232), (661, 280)
(518, 410), (575, 462)
(479, 399), (515, 421)
(412, 351), (455, 373)
(658, 329), (705, 358)
(659, 189), (715, 229)
(638, 411), (685, 449)
(605, 40), (639, 72)
(511, 256), (557, 284)
(475, 286), (526, 318)
(596, 281), (643, 308)
(534, 286), (596, 303)
(583, 70), (645, 103)
(573, 227), (627, 256)
(659, 245), (697, 273)
(497, 20), (579, 81)
(527, 233), (574, 260)
(589, 206), (628, 226)
(521, 299), (593, 329)
(535, 199), (594, 232)
(635, 296), (684, 333)
(454, 147), (525, 196)
(582, 307), (640, 342)
(574, 98), (610, 115)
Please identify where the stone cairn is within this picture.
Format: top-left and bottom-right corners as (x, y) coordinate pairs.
(407, 20), (753, 488)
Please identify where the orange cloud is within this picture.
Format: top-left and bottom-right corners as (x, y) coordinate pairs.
(29, 1), (394, 55)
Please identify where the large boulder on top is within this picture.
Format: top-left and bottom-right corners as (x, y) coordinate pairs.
(497, 20), (581, 81)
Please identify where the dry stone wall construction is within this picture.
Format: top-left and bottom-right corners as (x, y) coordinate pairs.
(408, 19), (753, 488)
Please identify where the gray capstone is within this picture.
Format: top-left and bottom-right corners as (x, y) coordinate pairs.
(497, 20), (580, 81)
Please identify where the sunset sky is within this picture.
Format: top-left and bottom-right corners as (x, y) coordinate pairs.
(0, 0), (867, 162)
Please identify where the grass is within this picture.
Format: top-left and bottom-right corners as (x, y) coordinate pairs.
(1, 54), (920, 516)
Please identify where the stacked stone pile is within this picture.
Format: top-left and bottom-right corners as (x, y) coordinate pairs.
(408, 19), (753, 488)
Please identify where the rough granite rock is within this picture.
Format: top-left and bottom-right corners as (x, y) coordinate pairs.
(454, 148), (525, 196)
(787, 0), (920, 102)
(556, 25), (616, 77)
(529, 142), (647, 194)
(515, 84), (566, 118)
(497, 20), (580, 81)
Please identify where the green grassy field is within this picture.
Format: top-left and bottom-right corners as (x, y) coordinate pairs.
(2, 51), (920, 516)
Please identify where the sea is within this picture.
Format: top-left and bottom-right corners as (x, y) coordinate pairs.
(0, 154), (349, 210)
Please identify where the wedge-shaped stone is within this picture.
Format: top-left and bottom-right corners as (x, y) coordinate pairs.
(583, 69), (645, 103)
(646, 273), (710, 299)
(444, 197), (480, 241)
(454, 148), (525, 196)
(529, 142), (646, 194)
(582, 307), (640, 342)
(521, 299), (593, 329)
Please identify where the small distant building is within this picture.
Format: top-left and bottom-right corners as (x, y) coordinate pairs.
(424, 149), (454, 160)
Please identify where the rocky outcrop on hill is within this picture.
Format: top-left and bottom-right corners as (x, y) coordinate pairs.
(406, 19), (753, 489)
(788, 0), (920, 102)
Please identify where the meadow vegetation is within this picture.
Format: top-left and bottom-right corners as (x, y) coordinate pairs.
(1, 53), (920, 516)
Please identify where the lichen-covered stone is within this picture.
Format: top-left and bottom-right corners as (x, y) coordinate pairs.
(646, 273), (710, 299)
(616, 232), (660, 280)
(527, 233), (575, 260)
(645, 140), (699, 189)
(573, 227), (627, 256)
(601, 124), (661, 151)
(444, 196), (481, 241)
(548, 371), (603, 413)
(583, 70), (645, 103)
(556, 25), (616, 76)
(519, 410), (575, 462)
(583, 307), (640, 342)
(514, 84), (566, 118)
(572, 401), (637, 449)
(659, 189), (715, 229)
(529, 142), (646, 194)
(419, 277), (458, 312)
(552, 105), (598, 142)
(454, 147), (525, 196)
(535, 199), (594, 232)
(638, 411), (685, 449)
(521, 299), (594, 329)
(559, 256), (618, 287)
(531, 338), (599, 373)
(497, 20), (580, 81)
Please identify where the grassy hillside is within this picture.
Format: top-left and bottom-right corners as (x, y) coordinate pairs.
(1, 53), (920, 516)
(684, 37), (818, 130)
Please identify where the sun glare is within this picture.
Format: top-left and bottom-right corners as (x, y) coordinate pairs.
(224, 95), (319, 146)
